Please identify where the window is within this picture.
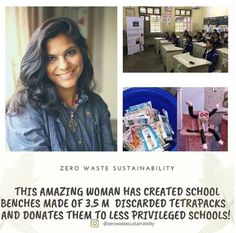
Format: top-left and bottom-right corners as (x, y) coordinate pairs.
(147, 7), (153, 14)
(175, 16), (192, 32)
(150, 15), (161, 32)
(139, 7), (146, 14)
(175, 9), (191, 16)
(154, 8), (160, 14)
(139, 7), (161, 33)
(181, 10), (185, 16)
(175, 10), (180, 16)
(186, 10), (191, 16)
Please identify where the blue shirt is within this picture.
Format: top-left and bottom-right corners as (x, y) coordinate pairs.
(6, 91), (116, 151)
(183, 41), (193, 54)
(202, 48), (218, 72)
(172, 37), (179, 47)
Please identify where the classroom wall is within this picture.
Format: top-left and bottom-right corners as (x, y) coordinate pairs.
(123, 7), (228, 34)
(123, 7), (139, 29)
(161, 7), (175, 33)
(202, 7), (228, 18)
(191, 8), (204, 33)
(123, 7), (200, 32)
(161, 7), (204, 34)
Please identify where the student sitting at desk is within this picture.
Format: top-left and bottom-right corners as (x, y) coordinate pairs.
(212, 32), (223, 49)
(211, 29), (219, 40)
(182, 35), (193, 54)
(202, 29), (206, 38)
(223, 29), (228, 47)
(168, 32), (174, 41)
(164, 32), (170, 40)
(169, 33), (179, 47)
(194, 31), (204, 42)
(202, 39), (218, 72)
(183, 30), (189, 38)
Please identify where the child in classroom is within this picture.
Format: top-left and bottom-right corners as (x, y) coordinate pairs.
(223, 28), (228, 47)
(182, 35), (193, 54)
(194, 31), (204, 42)
(201, 29), (207, 38)
(202, 39), (218, 72)
(183, 30), (189, 38)
(211, 30), (223, 48)
(169, 32), (179, 47)
(164, 32), (170, 40)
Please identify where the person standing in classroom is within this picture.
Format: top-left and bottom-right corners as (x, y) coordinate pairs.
(215, 23), (222, 34)
(206, 21), (212, 34)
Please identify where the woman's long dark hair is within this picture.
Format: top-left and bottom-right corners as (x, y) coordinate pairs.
(6, 17), (94, 116)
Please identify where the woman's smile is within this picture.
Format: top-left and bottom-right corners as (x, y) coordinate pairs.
(57, 70), (74, 80)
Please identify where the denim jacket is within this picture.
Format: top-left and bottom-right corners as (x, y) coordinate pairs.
(6, 92), (116, 151)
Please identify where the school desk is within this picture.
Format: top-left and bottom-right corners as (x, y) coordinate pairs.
(154, 37), (165, 54)
(160, 40), (173, 60)
(216, 48), (228, 72)
(192, 42), (206, 58)
(161, 44), (183, 72)
(173, 52), (211, 72)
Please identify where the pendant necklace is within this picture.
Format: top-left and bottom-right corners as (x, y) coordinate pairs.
(63, 94), (79, 132)
(68, 110), (78, 132)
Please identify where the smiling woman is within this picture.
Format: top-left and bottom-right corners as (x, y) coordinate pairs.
(6, 17), (116, 151)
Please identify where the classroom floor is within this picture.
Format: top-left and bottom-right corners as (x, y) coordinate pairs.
(123, 46), (165, 72)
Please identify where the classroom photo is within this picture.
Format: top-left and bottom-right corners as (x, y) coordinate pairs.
(123, 6), (228, 73)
